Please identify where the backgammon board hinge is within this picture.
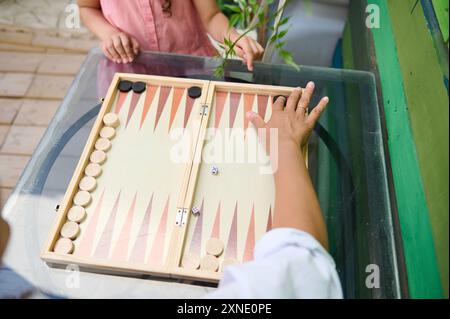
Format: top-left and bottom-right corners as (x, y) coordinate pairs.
(199, 104), (209, 116)
(175, 208), (189, 226)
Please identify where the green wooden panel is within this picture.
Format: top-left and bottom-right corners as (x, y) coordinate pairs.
(368, 0), (444, 298)
(432, 0), (449, 43)
(387, 0), (449, 297)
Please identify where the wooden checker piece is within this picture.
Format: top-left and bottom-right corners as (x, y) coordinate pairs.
(79, 176), (97, 192)
(53, 238), (74, 254)
(205, 238), (224, 256)
(73, 191), (91, 206)
(90, 150), (107, 164)
(181, 253), (200, 270)
(84, 163), (102, 177)
(103, 113), (120, 128)
(99, 126), (116, 139)
(60, 221), (80, 239)
(95, 138), (111, 152)
(200, 255), (219, 272)
(67, 206), (86, 223)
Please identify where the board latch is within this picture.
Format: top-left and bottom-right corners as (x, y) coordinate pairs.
(175, 208), (188, 226)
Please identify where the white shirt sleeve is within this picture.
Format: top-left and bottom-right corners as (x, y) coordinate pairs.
(206, 228), (343, 299)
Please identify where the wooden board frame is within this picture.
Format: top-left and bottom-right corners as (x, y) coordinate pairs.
(41, 73), (297, 283)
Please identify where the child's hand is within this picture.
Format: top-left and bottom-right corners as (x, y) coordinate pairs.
(101, 31), (140, 63)
(230, 32), (264, 72)
(246, 82), (329, 150)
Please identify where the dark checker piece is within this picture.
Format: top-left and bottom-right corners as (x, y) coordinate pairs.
(188, 86), (202, 99)
(132, 81), (147, 94)
(118, 80), (133, 92)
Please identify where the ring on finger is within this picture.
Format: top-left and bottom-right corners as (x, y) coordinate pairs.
(298, 106), (307, 113)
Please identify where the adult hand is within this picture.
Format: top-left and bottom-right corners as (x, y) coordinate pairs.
(246, 82), (329, 150)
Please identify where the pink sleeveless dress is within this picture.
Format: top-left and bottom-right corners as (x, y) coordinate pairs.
(99, 0), (217, 57)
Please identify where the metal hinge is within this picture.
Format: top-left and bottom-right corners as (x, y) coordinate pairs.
(199, 104), (209, 116)
(175, 208), (188, 226)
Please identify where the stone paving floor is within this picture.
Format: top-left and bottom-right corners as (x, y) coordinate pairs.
(0, 0), (99, 210)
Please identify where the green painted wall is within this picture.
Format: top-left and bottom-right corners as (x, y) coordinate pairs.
(432, 0), (449, 44)
(386, 0), (449, 297)
(344, 0), (447, 298)
(368, 0), (442, 298)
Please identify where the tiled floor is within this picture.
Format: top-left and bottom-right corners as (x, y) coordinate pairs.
(0, 73), (34, 97)
(14, 99), (60, 126)
(0, 10), (98, 211)
(0, 154), (30, 188)
(0, 125), (9, 145)
(1, 126), (47, 155)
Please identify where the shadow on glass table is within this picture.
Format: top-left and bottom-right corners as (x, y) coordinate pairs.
(2, 49), (400, 298)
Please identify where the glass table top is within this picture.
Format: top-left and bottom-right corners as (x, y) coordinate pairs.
(1, 49), (400, 298)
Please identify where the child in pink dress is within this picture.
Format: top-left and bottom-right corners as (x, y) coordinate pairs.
(78, 0), (264, 71)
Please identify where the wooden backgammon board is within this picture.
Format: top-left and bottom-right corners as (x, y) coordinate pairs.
(41, 73), (296, 282)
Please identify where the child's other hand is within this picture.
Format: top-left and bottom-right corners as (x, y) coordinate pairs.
(230, 32), (264, 72)
(101, 31), (140, 63)
(246, 82), (329, 150)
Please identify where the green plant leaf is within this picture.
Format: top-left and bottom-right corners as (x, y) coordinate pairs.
(240, 12), (246, 24)
(229, 13), (240, 27)
(258, 11), (265, 22)
(237, 0), (246, 10)
(224, 36), (234, 47)
(214, 66), (225, 78)
(275, 41), (286, 49)
(279, 50), (299, 71)
(223, 4), (241, 13)
(268, 32), (280, 44)
(277, 29), (288, 39)
(285, 59), (300, 71)
(278, 16), (290, 27)
(279, 49), (290, 59)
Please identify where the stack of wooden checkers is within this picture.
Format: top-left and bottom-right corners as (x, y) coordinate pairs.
(182, 238), (238, 272)
(53, 112), (120, 255)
